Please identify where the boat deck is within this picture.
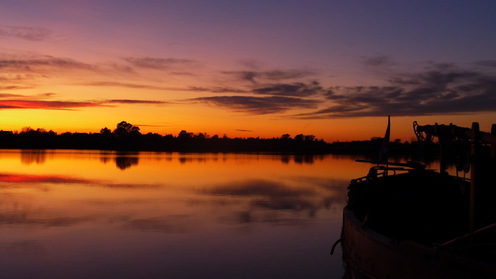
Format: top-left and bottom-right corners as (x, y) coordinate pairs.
(348, 171), (469, 244)
(343, 169), (496, 278)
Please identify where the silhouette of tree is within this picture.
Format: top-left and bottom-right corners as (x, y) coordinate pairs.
(178, 130), (192, 139)
(100, 127), (112, 135)
(304, 135), (315, 142)
(0, 120), (426, 157)
(113, 121), (141, 136)
(294, 134), (304, 141)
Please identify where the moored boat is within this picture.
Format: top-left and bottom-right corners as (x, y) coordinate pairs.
(340, 120), (496, 279)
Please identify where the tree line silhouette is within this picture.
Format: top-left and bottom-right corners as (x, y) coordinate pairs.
(0, 121), (429, 156)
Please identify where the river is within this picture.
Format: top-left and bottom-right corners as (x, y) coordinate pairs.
(0, 150), (376, 279)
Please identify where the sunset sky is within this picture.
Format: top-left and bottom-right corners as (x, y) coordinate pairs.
(0, 0), (495, 141)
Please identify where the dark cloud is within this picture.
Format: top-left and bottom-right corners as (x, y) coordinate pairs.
(187, 86), (247, 93)
(123, 57), (196, 70)
(263, 70), (313, 80)
(85, 81), (172, 90)
(0, 73), (41, 89)
(236, 129), (253, 132)
(0, 55), (93, 72)
(190, 95), (319, 114)
(0, 92), (54, 99)
(0, 99), (104, 110)
(0, 93), (26, 98)
(252, 81), (323, 97)
(0, 25), (51, 41)
(223, 69), (314, 83)
(85, 82), (246, 94)
(298, 65), (496, 118)
(0, 73), (35, 81)
(475, 60), (496, 68)
(0, 92), (168, 110)
(105, 99), (168, 104)
(98, 183), (158, 189)
(0, 85), (33, 90)
(362, 55), (393, 67)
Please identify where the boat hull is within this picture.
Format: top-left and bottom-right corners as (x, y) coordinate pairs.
(342, 207), (495, 279)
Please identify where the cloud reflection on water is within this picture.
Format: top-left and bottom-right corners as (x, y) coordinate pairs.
(0, 175), (346, 230)
(0, 172), (159, 189)
(0, 151), (350, 278)
(199, 178), (347, 226)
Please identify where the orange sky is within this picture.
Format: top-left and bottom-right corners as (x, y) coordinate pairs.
(1, 1), (495, 141)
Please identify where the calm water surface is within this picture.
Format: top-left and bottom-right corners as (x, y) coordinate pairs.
(0, 150), (373, 279)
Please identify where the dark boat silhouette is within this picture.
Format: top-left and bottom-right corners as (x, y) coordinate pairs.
(339, 119), (496, 279)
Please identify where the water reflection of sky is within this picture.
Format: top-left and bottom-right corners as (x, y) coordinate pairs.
(0, 150), (372, 279)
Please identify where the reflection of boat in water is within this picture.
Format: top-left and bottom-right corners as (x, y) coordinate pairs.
(340, 120), (496, 278)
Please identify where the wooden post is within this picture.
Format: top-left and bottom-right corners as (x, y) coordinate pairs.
(469, 122), (480, 233)
(491, 124), (496, 159)
(439, 136), (448, 175)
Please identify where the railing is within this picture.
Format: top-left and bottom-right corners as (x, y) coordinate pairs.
(440, 222), (496, 247)
(350, 166), (410, 184)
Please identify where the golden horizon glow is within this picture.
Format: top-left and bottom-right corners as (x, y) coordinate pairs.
(1, 2), (495, 142)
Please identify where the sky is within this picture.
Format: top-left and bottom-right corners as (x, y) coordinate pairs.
(0, 0), (495, 141)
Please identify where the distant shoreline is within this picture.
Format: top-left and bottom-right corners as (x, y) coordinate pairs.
(0, 133), (428, 157)
(0, 121), (433, 157)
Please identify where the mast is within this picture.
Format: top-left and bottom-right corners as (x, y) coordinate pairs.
(378, 116), (391, 174)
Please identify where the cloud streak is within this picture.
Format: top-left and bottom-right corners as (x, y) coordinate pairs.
(0, 93), (169, 110)
(0, 85), (33, 90)
(190, 95), (319, 114)
(223, 69), (314, 83)
(84, 82), (248, 94)
(0, 100), (105, 110)
(0, 25), (51, 41)
(187, 86), (247, 93)
(105, 99), (169, 104)
(0, 55), (93, 71)
(298, 64), (496, 118)
(362, 55), (393, 67)
(252, 81), (324, 97)
(123, 57), (196, 70)
(84, 81), (174, 91)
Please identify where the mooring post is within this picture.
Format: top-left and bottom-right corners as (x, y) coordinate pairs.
(491, 124), (496, 159)
(469, 122), (480, 233)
